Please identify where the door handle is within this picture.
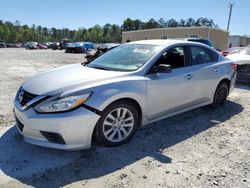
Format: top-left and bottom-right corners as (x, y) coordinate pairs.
(185, 74), (193, 80)
(214, 67), (219, 72)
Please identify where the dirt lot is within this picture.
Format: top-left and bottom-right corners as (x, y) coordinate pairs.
(0, 49), (249, 188)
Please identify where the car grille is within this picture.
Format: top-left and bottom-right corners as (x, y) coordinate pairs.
(19, 90), (37, 106)
(40, 131), (66, 145)
(15, 116), (24, 132)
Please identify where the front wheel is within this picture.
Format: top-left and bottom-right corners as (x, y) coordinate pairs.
(94, 101), (139, 147)
(211, 82), (229, 108)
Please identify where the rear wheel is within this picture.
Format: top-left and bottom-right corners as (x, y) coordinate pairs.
(211, 82), (229, 108)
(94, 101), (139, 147)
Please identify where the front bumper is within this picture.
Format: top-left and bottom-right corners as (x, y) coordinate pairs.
(13, 102), (100, 150)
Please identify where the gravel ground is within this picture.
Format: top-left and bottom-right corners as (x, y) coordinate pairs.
(0, 49), (249, 188)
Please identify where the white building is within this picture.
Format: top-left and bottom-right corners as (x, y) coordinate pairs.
(228, 35), (250, 48)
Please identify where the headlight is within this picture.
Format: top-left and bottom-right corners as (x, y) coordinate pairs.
(36, 93), (91, 113)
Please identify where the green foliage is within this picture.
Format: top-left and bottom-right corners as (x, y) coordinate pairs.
(0, 17), (217, 43)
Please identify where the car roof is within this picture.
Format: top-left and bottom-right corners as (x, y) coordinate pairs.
(129, 39), (189, 46)
(127, 39), (218, 54)
(128, 39), (211, 47)
(102, 43), (120, 48)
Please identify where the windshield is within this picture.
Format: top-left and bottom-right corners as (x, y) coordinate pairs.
(87, 44), (161, 71)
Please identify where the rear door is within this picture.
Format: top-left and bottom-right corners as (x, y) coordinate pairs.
(188, 45), (221, 102)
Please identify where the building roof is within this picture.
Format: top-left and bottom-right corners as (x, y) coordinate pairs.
(229, 35), (250, 39)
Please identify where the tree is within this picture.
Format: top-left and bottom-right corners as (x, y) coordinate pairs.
(186, 18), (196, 27)
(166, 18), (178, 27)
(179, 19), (186, 27)
(42, 27), (49, 40)
(0, 18), (219, 43)
(74, 27), (86, 41)
(109, 24), (121, 42)
(144, 18), (159, 29)
(85, 25), (103, 42)
(122, 18), (134, 31)
(0, 26), (3, 40)
(158, 18), (166, 28)
(50, 27), (57, 41)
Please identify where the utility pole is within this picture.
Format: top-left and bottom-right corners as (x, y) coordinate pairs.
(227, 3), (234, 31)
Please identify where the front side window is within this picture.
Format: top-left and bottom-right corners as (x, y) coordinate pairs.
(190, 46), (218, 65)
(154, 46), (186, 69)
(88, 44), (162, 71)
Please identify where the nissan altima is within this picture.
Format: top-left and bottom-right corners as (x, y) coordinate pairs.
(14, 40), (237, 150)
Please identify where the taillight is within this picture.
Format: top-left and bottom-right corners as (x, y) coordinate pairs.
(230, 63), (237, 71)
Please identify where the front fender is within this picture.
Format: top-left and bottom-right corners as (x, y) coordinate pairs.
(84, 80), (147, 117)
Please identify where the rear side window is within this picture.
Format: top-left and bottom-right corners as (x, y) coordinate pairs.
(190, 46), (218, 65)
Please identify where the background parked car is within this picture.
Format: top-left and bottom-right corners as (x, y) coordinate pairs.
(177, 38), (214, 48)
(65, 42), (94, 53)
(25, 42), (38, 50)
(51, 42), (60, 50)
(14, 43), (21, 48)
(226, 45), (250, 84)
(6, 43), (15, 48)
(37, 43), (48, 49)
(0, 41), (6, 48)
(85, 43), (120, 61)
(46, 42), (54, 49)
(186, 38), (213, 47)
(226, 45), (250, 65)
(59, 38), (71, 50)
(221, 47), (244, 56)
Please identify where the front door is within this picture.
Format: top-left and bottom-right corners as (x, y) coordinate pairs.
(146, 46), (197, 120)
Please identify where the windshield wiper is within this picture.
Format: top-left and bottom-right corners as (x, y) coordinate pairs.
(89, 66), (111, 71)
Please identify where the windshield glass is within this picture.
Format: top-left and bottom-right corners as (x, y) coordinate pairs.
(87, 44), (162, 71)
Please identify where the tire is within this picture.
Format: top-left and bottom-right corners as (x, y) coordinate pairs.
(211, 82), (229, 108)
(94, 101), (139, 147)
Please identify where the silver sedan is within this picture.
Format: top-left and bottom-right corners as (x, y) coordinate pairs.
(14, 40), (237, 150)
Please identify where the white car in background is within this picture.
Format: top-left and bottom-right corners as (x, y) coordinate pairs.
(226, 46), (250, 65)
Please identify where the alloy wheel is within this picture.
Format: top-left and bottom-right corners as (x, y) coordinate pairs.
(102, 107), (134, 142)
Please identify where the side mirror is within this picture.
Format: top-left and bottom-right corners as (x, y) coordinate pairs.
(153, 64), (172, 73)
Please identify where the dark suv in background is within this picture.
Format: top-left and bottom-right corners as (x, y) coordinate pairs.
(176, 38), (222, 51)
(185, 38), (213, 47)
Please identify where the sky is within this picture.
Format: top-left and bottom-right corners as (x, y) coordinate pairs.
(0, 0), (249, 35)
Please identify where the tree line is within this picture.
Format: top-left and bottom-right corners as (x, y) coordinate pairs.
(0, 17), (217, 43)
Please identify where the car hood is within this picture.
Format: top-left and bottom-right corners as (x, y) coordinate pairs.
(226, 53), (250, 65)
(22, 64), (129, 96)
